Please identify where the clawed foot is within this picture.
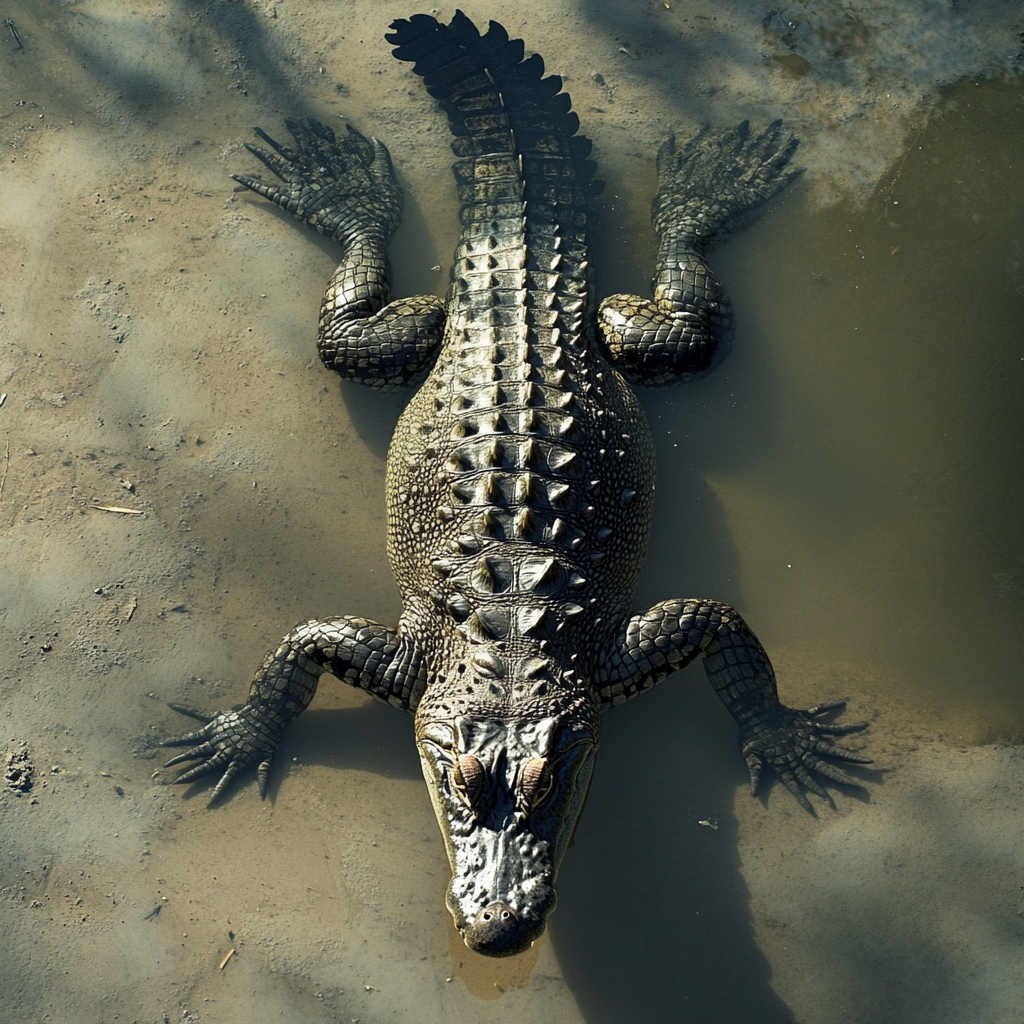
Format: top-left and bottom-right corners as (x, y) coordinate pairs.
(159, 703), (280, 804)
(652, 119), (802, 239)
(741, 700), (871, 813)
(232, 116), (402, 247)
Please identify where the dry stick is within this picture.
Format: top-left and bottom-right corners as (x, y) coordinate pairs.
(0, 434), (9, 500)
(5, 19), (23, 51)
(88, 504), (143, 515)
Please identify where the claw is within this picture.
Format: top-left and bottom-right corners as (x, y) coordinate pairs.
(777, 767), (815, 815)
(805, 700), (847, 716)
(804, 755), (860, 788)
(173, 749), (230, 786)
(157, 701), (280, 802)
(745, 752), (762, 796)
(793, 762), (831, 802)
(163, 740), (216, 768)
(741, 697), (871, 812)
(368, 136), (395, 186)
(230, 174), (287, 207)
(159, 728), (208, 749)
(209, 759), (247, 803)
(820, 720), (869, 737)
(231, 116), (402, 245)
(256, 758), (273, 799)
(166, 702), (219, 724)
(811, 737), (872, 764)
(240, 141), (296, 182)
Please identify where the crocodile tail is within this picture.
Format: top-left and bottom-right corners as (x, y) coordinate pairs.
(386, 12), (602, 213)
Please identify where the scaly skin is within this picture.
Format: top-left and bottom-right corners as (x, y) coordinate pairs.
(160, 12), (870, 957)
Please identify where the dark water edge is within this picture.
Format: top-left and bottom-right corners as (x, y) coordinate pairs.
(588, 73), (1024, 745)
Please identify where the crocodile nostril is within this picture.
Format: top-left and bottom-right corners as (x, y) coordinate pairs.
(465, 901), (533, 956)
(481, 907), (515, 923)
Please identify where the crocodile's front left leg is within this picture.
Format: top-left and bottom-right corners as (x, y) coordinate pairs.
(597, 120), (800, 386)
(594, 599), (871, 811)
(160, 618), (425, 803)
(233, 116), (445, 387)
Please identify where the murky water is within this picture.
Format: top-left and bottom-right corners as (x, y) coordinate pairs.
(1, 3), (1022, 1023)
(611, 76), (1024, 743)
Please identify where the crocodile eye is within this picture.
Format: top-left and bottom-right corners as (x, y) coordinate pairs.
(450, 753), (486, 808)
(517, 757), (553, 815)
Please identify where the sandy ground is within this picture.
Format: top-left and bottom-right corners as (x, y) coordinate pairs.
(1, 2), (1022, 1023)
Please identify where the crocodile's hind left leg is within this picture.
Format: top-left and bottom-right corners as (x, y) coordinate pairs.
(595, 599), (871, 812)
(234, 117), (445, 387)
(598, 121), (800, 386)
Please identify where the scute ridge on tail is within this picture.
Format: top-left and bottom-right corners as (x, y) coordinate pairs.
(386, 11), (600, 199)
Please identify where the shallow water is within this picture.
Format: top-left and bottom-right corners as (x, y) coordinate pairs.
(620, 76), (1024, 743)
(1, 3), (1022, 1023)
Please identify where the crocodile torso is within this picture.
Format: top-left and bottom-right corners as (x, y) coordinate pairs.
(161, 12), (871, 957)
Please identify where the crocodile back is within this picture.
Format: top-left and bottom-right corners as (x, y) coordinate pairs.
(385, 14), (656, 708)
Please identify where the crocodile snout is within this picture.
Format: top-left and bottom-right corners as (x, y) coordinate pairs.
(462, 901), (542, 957)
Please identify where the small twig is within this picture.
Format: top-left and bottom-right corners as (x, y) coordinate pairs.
(0, 434), (9, 500)
(218, 947), (236, 970)
(88, 503), (143, 515)
(5, 19), (23, 51)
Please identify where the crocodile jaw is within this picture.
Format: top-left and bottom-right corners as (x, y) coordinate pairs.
(443, 825), (558, 957)
(417, 713), (597, 957)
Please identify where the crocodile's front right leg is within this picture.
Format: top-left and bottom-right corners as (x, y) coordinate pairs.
(160, 618), (425, 803)
(233, 116), (445, 387)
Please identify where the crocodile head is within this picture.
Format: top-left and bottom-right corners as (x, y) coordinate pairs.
(416, 700), (598, 957)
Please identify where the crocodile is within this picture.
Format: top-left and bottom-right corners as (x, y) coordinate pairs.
(160, 12), (871, 958)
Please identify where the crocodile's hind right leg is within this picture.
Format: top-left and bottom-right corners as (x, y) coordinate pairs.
(234, 117), (445, 388)
(597, 120), (800, 387)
